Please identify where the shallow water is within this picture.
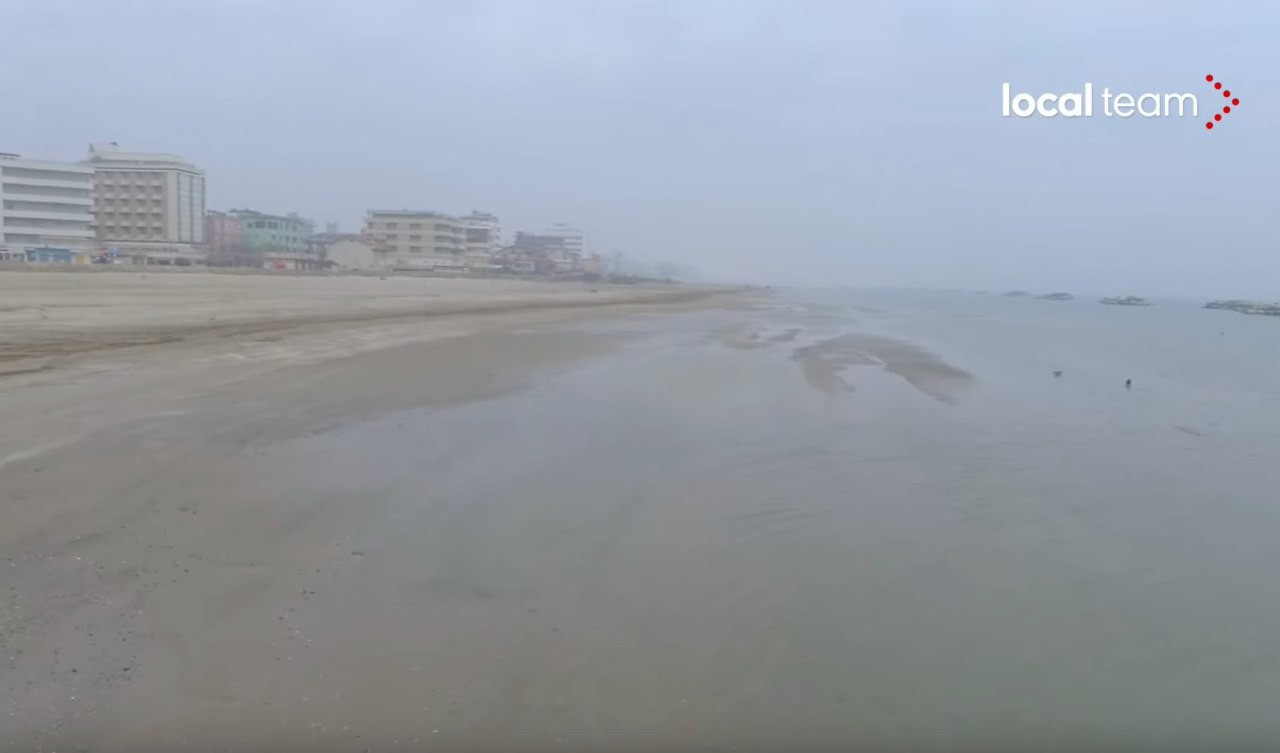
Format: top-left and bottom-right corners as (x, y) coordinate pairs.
(29, 289), (1279, 751)
(211, 288), (1280, 749)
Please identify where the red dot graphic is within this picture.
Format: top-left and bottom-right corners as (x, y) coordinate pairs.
(1204, 77), (1240, 132)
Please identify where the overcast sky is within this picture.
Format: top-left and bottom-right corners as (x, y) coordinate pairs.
(2, 0), (1276, 296)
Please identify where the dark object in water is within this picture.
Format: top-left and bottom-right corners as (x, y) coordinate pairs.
(1100, 296), (1151, 306)
(1125, 379), (1132, 389)
(1053, 370), (1062, 378)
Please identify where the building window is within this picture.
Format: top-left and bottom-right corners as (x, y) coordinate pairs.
(386, 222), (398, 229)
(409, 234), (421, 241)
(409, 223), (421, 230)
(409, 246), (422, 253)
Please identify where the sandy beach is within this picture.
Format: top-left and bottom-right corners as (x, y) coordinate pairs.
(6, 278), (1280, 751)
(0, 271), (745, 751)
(0, 271), (725, 370)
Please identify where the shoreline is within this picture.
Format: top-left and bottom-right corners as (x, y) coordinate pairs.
(0, 275), (753, 752)
(0, 305), (663, 749)
(0, 271), (747, 372)
(5, 283), (1280, 749)
(0, 271), (752, 485)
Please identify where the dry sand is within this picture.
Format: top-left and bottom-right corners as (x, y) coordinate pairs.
(0, 270), (725, 370)
(0, 270), (744, 751)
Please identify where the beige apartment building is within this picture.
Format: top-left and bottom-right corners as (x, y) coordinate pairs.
(539, 223), (588, 257)
(363, 209), (465, 269)
(86, 143), (206, 264)
(460, 211), (501, 266)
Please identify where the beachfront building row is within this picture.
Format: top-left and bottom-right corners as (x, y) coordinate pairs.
(2, 145), (599, 275)
(500, 225), (592, 275)
(361, 209), (503, 272)
(352, 209), (599, 275)
(206, 209), (320, 269)
(0, 144), (208, 265)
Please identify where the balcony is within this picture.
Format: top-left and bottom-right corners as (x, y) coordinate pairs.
(4, 209), (93, 224)
(1, 189), (93, 206)
(2, 226), (95, 240)
(1, 175), (93, 191)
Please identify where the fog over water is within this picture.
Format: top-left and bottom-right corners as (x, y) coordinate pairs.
(2, 1), (1276, 295)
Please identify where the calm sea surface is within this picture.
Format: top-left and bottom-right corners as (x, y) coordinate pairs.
(278, 288), (1280, 749)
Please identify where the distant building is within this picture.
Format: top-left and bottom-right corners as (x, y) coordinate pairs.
(513, 230), (582, 274)
(364, 209), (465, 269)
(304, 231), (349, 258)
(85, 143), (206, 265)
(0, 152), (96, 262)
(325, 237), (389, 271)
(495, 246), (535, 274)
(263, 252), (324, 271)
(205, 211), (248, 266)
(460, 211), (501, 266)
(204, 209), (314, 267)
(538, 223), (588, 257)
(512, 231), (565, 254)
(230, 209), (314, 255)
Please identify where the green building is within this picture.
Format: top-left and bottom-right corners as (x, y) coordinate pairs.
(229, 210), (314, 254)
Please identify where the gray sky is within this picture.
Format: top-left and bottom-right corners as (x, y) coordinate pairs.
(3, 0), (1276, 296)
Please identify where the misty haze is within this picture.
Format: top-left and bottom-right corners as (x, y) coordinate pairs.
(2, 2), (1278, 751)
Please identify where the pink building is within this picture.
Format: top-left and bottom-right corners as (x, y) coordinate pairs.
(205, 211), (247, 266)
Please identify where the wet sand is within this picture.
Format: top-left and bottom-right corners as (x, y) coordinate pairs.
(790, 333), (972, 402)
(0, 272), (745, 751)
(719, 323), (972, 402)
(7, 281), (1277, 752)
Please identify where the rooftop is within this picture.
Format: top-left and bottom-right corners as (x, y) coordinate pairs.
(0, 153), (94, 172)
(366, 209), (456, 219)
(85, 144), (200, 172)
(227, 209), (313, 224)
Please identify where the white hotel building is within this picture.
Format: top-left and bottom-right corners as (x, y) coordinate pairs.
(0, 152), (96, 262)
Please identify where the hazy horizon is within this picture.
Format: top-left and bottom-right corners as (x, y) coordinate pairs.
(2, 0), (1276, 297)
